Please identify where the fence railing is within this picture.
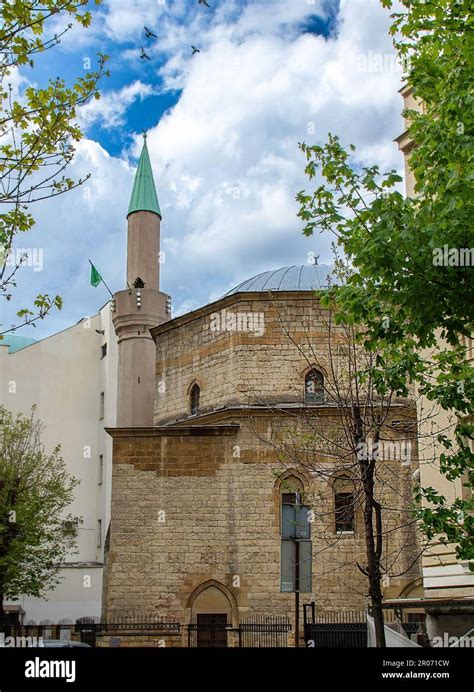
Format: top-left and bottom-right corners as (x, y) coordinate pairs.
(1, 614), (181, 647)
(304, 610), (368, 648)
(239, 614), (291, 648)
(303, 608), (428, 648)
(187, 614), (292, 648)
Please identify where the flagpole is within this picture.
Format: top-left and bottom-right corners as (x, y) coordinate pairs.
(88, 259), (114, 299)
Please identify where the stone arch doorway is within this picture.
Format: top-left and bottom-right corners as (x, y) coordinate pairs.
(186, 580), (237, 647)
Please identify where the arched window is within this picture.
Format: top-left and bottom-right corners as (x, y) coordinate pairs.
(190, 384), (200, 416)
(304, 368), (324, 404)
(334, 475), (355, 533)
(281, 476), (303, 511)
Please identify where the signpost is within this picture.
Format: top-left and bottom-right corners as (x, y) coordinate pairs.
(280, 503), (313, 647)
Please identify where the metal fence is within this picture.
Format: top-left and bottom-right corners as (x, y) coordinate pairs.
(0, 622), (76, 644)
(188, 615), (229, 648)
(1, 613), (181, 647)
(3, 612), (292, 648)
(77, 613), (181, 646)
(304, 610), (368, 648)
(303, 607), (428, 648)
(187, 613), (292, 648)
(239, 614), (291, 648)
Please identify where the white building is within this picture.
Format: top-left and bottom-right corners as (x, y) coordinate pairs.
(392, 84), (474, 637)
(0, 302), (118, 623)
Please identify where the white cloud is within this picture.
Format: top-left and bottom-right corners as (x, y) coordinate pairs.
(143, 0), (405, 311)
(78, 80), (155, 129)
(101, 0), (171, 42)
(3, 0), (406, 339)
(0, 139), (133, 337)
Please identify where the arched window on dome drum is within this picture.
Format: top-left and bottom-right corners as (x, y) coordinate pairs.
(190, 384), (200, 416)
(304, 368), (324, 404)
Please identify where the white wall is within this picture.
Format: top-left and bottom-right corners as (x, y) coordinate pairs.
(0, 303), (117, 623)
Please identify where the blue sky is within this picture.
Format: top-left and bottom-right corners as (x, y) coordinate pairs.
(1, 0), (405, 340)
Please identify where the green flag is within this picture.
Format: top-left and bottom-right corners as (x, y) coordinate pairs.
(90, 263), (102, 288)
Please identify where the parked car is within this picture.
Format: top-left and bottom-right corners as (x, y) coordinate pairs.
(30, 639), (91, 648)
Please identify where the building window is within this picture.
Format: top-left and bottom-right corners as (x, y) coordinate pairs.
(99, 392), (105, 420)
(190, 384), (200, 416)
(282, 491), (300, 506)
(98, 454), (103, 485)
(100, 343), (107, 359)
(97, 519), (102, 548)
(304, 368), (324, 404)
(334, 476), (355, 533)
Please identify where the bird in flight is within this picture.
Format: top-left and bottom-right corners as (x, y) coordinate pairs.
(140, 47), (151, 61)
(144, 26), (157, 39)
(198, 0), (210, 7)
(191, 45), (200, 54)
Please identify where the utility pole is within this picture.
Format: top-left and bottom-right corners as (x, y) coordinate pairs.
(295, 539), (300, 647)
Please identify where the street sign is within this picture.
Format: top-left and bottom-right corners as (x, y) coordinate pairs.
(280, 539), (312, 593)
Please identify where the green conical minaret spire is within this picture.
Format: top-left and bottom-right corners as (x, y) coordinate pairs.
(127, 133), (161, 218)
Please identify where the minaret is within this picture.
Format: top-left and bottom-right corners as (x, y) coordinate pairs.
(113, 134), (170, 427)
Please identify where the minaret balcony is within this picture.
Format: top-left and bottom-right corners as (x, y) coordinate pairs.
(113, 288), (169, 341)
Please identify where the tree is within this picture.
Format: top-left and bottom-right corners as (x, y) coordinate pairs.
(0, 0), (108, 336)
(246, 285), (426, 647)
(296, 0), (473, 569)
(0, 406), (80, 620)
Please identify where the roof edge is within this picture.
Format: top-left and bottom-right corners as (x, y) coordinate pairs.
(150, 289), (324, 340)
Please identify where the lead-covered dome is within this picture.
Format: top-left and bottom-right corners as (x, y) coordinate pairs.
(223, 264), (335, 296)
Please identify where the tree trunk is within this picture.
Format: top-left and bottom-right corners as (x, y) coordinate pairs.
(363, 477), (386, 646)
(353, 406), (386, 647)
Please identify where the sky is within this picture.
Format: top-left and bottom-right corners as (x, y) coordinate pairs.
(1, 0), (407, 340)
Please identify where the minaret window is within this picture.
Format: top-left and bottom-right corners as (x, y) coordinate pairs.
(304, 368), (324, 404)
(190, 384), (200, 416)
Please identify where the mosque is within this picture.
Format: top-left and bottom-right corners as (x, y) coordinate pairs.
(100, 135), (422, 646)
